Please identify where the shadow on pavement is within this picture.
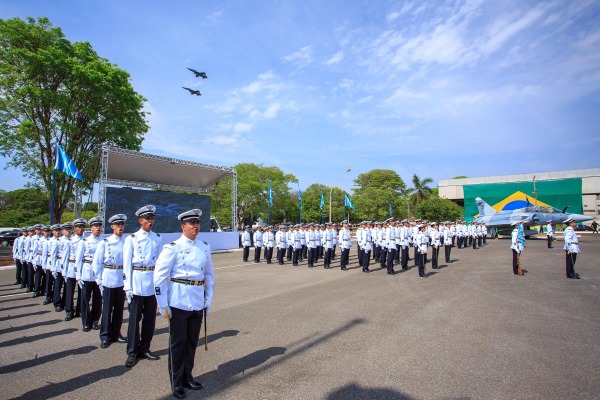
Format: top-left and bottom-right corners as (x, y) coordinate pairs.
(326, 382), (472, 400)
(0, 318), (62, 336)
(0, 345), (97, 375)
(198, 329), (239, 347)
(9, 364), (132, 399)
(0, 328), (78, 348)
(0, 303), (36, 312)
(0, 310), (50, 322)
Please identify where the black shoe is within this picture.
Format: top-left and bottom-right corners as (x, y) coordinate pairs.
(92, 321), (100, 330)
(115, 336), (127, 343)
(15, 280), (21, 285)
(43, 298), (52, 305)
(387, 271), (395, 275)
(125, 354), (137, 368)
(100, 341), (111, 349)
(83, 326), (91, 332)
(25, 288), (31, 293)
(138, 351), (160, 360)
(183, 380), (203, 390)
(65, 315), (73, 321)
(55, 306), (63, 312)
(32, 292), (38, 298)
(173, 387), (186, 399)
(73, 313), (81, 318)
(20, 284), (26, 289)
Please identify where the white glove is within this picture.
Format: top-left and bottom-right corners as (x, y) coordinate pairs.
(160, 306), (172, 319)
(98, 283), (103, 295)
(52, 272), (58, 279)
(204, 302), (211, 316)
(78, 280), (83, 289)
(126, 290), (133, 304)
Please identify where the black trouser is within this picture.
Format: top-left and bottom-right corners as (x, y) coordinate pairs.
(277, 248), (285, 264)
(386, 248), (395, 273)
(65, 277), (77, 317)
(324, 248), (331, 268)
(445, 245), (452, 262)
(254, 246), (262, 262)
(395, 244), (401, 263)
(401, 246), (409, 269)
(127, 294), (157, 356)
(243, 246), (250, 262)
(28, 262), (35, 290)
(302, 245), (307, 259)
(20, 259), (28, 287)
(332, 245), (336, 259)
(307, 248), (314, 267)
(483, 235), (487, 245)
(34, 265), (44, 294)
(565, 251), (577, 277)
(15, 259), (22, 283)
(380, 248), (387, 267)
(100, 286), (125, 342)
(341, 248), (350, 268)
(547, 236), (553, 248)
(264, 247), (273, 263)
(478, 236), (482, 247)
(512, 250), (519, 274)
(431, 246), (438, 269)
(81, 281), (101, 328)
(413, 247), (418, 264)
(45, 270), (55, 301)
(417, 252), (425, 277)
(472, 237), (477, 249)
(292, 247), (300, 265)
(286, 246), (292, 261)
(358, 247), (363, 267)
(319, 245), (324, 259)
(373, 245), (380, 262)
(53, 273), (66, 308)
(362, 250), (371, 271)
(168, 307), (203, 389)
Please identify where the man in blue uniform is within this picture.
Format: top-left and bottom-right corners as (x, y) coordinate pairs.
(154, 209), (215, 399)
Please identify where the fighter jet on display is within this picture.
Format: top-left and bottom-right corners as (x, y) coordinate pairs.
(187, 68), (207, 79)
(474, 197), (592, 228)
(182, 87), (201, 96)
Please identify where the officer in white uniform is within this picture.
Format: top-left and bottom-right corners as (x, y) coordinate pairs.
(53, 223), (72, 311)
(339, 220), (352, 270)
(253, 226), (263, 263)
(93, 214), (127, 348)
(124, 205), (163, 367)
(563, 217), (581, 279)
(510, 221), (522, 275)
(430, 223), (441, 269)
(546, 220), (554, 249)
(13, 229), (25, 285)
(416, 225), (428, 278)
(264, 226), (275, 264)
(44, 224), (61, 305)
(75, 217), (103, 331)
(29, 224), (42, 294)
(276, 225), (287, 265)
(32, 225), (49, 297)
(241, 226), (252, 262)
(154, 209), (215, 399)
(63, 218), (85, 321)
(306, 224), (316, 267)
(322, 224), (334, 269)
(361, 221), (373, 272)
(443, 222), (453, 263)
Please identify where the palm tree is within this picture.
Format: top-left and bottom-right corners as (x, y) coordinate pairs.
(408, 174), (433, 207)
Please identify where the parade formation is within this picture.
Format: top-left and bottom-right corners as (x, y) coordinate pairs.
(8, 206), (584, 399)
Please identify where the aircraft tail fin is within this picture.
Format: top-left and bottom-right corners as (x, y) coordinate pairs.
(476, 197), (496, 216)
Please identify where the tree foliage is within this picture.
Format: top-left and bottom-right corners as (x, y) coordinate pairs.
(0, 188), (50, 226)
(416, 196), (463, 222)
(352, 169), (406, 221)
(210, 163), (297, 229)
(408, 174), (433, 207)
(0, 17), (148, 223)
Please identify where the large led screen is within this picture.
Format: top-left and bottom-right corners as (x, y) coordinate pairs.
(104, 187), (211, 234)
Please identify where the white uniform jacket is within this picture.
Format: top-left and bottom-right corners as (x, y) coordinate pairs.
(93, 234), (125, 288)
(154, 235), (215, 312)
(563, 227), (580, 254)
(75, 235), (102, 282)
(123, 229), (163, 296)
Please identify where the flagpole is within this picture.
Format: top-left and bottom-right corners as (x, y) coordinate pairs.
(50, 169), (55, 225)
(267, 179), (271, 226)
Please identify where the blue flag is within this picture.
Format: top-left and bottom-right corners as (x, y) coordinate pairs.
(54, 144), (82, 180)
(319, 190), (325, 210)
(344, 193), (355, 210)
(268, 180), (273, 205)
(298, 190), (303, 207)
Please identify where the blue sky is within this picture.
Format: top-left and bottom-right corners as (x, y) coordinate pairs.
(1, 0), (599, 195)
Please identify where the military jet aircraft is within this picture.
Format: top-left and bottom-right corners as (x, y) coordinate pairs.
(187, 68), (207, 79)
(474, 197), (592, 235)
(182, 87), (201, 96)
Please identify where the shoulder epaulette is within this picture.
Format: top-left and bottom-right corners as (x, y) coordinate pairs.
(104, 238), (108, 242)
(169, 241), (175, 246)
(131, 234), (135, 238)
(157, 233), (161, 237)
(203, 241), (208, 245)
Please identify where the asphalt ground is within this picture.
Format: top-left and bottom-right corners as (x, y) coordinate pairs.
(0, 236), (599, 400)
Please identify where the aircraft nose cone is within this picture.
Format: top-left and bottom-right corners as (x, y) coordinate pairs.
(571, 214), (593, 223)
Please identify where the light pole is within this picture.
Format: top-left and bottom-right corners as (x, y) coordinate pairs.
(329, 168), (351, 223)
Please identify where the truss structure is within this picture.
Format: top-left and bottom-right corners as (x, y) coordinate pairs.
(97, 146), (237, 231)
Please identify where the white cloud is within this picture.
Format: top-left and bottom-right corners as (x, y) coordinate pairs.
(283, 45), (313, 66)
(325, 51), (344, 65)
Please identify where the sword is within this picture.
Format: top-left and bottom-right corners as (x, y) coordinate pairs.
(203, 281), (208, 351)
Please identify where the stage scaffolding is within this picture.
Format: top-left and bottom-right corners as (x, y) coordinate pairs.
(97, 146), (238, 231)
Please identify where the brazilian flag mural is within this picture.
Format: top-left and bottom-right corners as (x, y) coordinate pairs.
(463, 178), (583, 221)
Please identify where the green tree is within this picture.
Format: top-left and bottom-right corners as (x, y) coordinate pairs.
(0, 187), (50, 226)
(210, 163), (297, 229)
(352, 169), (406, 221)
(416, 196), (463, 222)
(0, 17), (148, 223)
(408, 174), (434, 207)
